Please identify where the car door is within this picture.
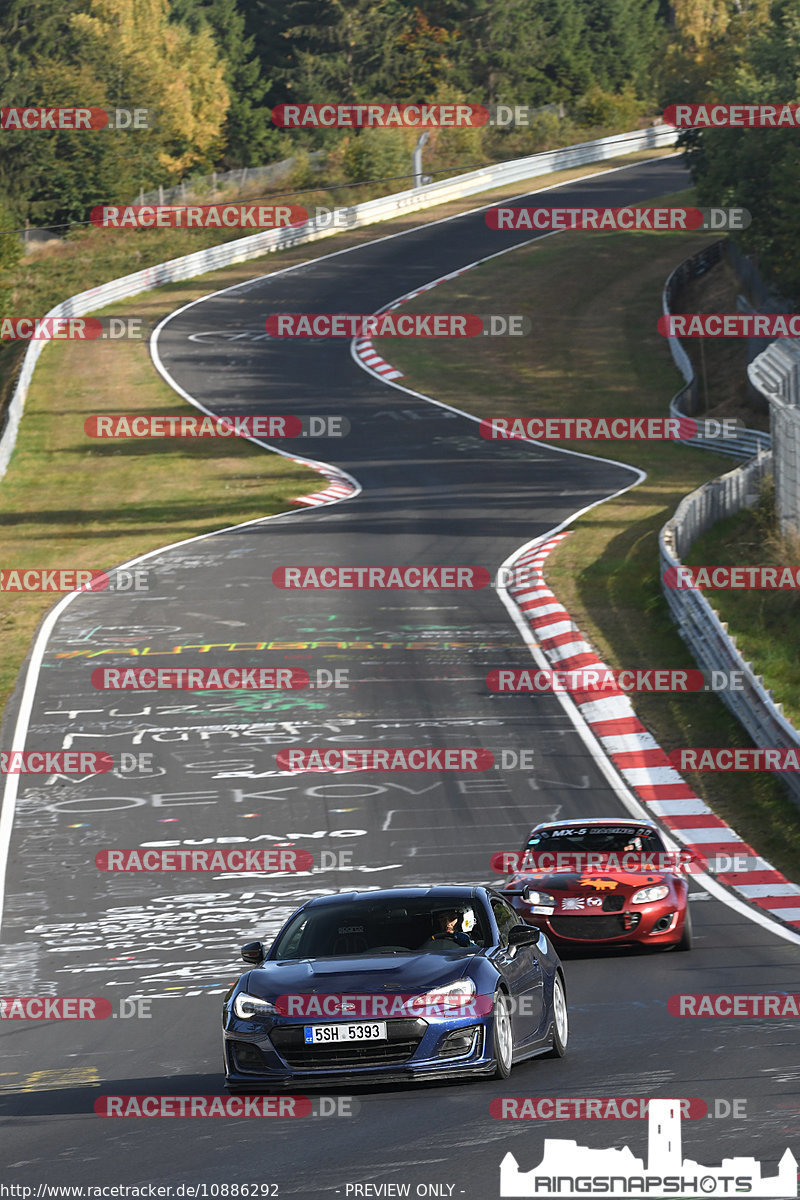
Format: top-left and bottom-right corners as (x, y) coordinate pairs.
(489, 895), (544, 1044)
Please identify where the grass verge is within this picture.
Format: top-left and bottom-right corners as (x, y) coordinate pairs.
(371, 201), (800, 881)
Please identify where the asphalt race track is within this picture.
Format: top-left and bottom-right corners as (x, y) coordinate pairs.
(1, 157), (799, 1196)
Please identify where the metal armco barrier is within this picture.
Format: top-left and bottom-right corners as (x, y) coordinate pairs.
(749, 340), (800, 536)
(0, 123), (677, 480)
(662, 241), (771, 459)
(660, 248), (800, 808)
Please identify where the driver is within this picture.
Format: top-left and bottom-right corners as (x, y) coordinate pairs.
(417, 907), (478, 951)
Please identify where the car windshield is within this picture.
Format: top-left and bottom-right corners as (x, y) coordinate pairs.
(270, 897), (490, 960)
(525, 824), (666, 855)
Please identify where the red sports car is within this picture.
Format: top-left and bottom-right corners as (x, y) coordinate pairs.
(503, 818), (692, 952)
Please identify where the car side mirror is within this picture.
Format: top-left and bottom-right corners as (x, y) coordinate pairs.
(507, 924), (540, 947)
(241, 940), (265, 964)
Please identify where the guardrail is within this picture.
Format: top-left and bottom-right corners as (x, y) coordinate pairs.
(659, 248), (800, 807)
(749, 340), (800, 536)
(662, 241), (771, 459)
(0, 123), (678, 481)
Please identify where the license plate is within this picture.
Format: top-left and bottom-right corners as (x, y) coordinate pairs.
(303, 1021), (388, 1045)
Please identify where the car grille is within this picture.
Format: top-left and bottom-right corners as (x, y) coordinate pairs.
(270, 1018), (427, 1070)
(551, 914), (640, 940)
(602, 895), (625, 912)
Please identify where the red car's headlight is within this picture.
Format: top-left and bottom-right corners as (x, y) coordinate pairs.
(631, 884), (670, 904)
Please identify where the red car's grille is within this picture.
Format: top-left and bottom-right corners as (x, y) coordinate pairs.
(551, 914), (641, 940)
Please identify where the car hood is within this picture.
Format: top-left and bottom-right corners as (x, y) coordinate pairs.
(247, 954), (477, 997)
(510, 870), (670, 898)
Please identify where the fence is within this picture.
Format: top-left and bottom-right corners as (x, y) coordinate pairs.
(0, 122), (678, 481)
(134, 153), (326, 206)
(748, 340), (800, 537)
(659, 247), (800, 808)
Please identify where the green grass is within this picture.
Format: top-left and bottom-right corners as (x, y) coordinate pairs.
(373, 198), (800, 881)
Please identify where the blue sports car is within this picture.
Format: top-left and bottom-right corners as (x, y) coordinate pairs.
(222, 885), (568, 1089)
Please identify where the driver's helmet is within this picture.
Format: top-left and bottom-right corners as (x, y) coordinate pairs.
(460, 906), (476, 933)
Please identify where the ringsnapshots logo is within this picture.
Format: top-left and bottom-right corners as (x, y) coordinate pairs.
(264, 314), (531, 337)
(0, 107), (152, 131)
(665, 102), (800, 127)
(84, 414), (349, 438)
(485, 206), (750, 232)
(499, 1098), (797, 1198)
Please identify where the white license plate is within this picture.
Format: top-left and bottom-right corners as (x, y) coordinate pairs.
(303, 1021), (388, 1044)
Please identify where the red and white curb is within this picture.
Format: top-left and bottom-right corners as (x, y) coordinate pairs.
(353, 338), (404, 381)
(352, 265), (475, 382)
(507, 531), (800, 931)
(289, 461), (356, 507)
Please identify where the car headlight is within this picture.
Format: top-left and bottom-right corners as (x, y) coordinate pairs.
(631, 884), (670, 904)
(406, 979), (477, 1014)
(525, 890), (557, 914)
(233, 991), (277, 1020)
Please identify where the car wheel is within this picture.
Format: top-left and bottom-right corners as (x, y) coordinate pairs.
(492, 991), (514, 1079)
(544, 974), (568, 1057)
(674, 905), (693, 951)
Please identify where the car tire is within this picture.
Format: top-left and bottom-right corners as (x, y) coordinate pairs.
(674, 905), (693, 951)
(544, 973), (568, 1058)
(491, 991), (514, 1079)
